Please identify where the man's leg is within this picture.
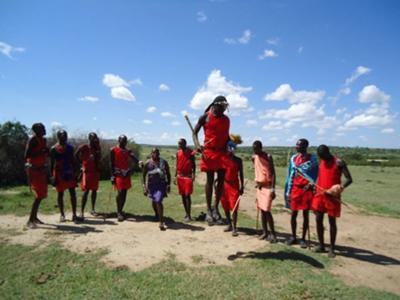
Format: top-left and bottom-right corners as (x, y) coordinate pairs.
(214, 169), (225, 221)
(27, 198), (41, 228)
(205, 172), (215, 223)
(186, 196), (192, 220)
(152, 201), (159, 220)
(287, 210), (298, 245)
(91, 190), (97, 214)
(57, 191), (65, 222)
(156, 202), (165, 230)
(232, 210), (238, 236)
(259, 211), (269, 240)
(328, 216), (337, 257)
(223, 209), (232, 232)
(300, 210), (310, 248)
(266, 211), (277, 243)
(116, 190), (125, 221)
(81, 190), (89, 217)
(181, 195), (188, 218)
(314, 211), (325, 252)
(121, 189), (127, 213)
(69, 188), (81, 222)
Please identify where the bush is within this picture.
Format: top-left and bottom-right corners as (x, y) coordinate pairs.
(0, 121), (29, 186)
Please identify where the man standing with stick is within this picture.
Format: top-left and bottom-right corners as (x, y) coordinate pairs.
(193, 96), (230, 225)
(311, 145), (353, 257)
(175, 138), (196, 222)
(220, 139), (244, 236)
(284, 138), (318, 248)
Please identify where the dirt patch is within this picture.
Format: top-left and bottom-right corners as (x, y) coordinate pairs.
(0, 214), (268, 272)
(237, 179), (400, 295)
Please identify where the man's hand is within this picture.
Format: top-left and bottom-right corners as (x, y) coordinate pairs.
(255, 182), (262, 190)
(239, 187), (244, 195)
(303, 183), (313, 191)
(142, 184), (148, 196)
(167, 185), (171, 193)
(110, 176), (115, 185)
(271, 191), (276, 200)
(173, 176), (177, 185)
(49, 176), (56, 187)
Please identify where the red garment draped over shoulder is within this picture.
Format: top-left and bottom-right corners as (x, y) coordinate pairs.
(289, 154), (313, 211)
(79, 144), (100, 191)
(27, 136), (48, 199)
(312, 156), (342, 217)
(112, 146), (132, 190)
(221, 157), (240, 212)
(176, 148), (194, 196)
(200, 111), (230, 172)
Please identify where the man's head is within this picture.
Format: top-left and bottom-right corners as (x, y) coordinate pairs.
(32, 123), (46, 137)
(88, 132), (99, 147)
(151, 147), (160, 161)
(208, 95), (228, 116)
(57, 130), (68, 144)
(178, 138), (187, 149)
(317, 144), (332, 161)
(118, 135), (128, 148)
(252, 140), (262, 155)
(296, 138), (309, 154)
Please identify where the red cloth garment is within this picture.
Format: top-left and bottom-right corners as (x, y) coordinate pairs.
(221, 157), (240, 212)
(176, 148), (194, 196)
(312, 156), (342, 217)
(200, 111), (230, 172)
(290, 154), (313, 211)
(79, 144), (100, 191)
(27, 136), (48, 199)
(53, 144), (76, 192)
(112, 146), (132, 190)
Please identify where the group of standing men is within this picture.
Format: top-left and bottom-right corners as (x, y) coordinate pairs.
(24, 95), (352, 257)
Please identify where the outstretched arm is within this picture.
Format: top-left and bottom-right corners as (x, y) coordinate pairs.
(193, 113), (207, 151)
(338, 159), (353, 189)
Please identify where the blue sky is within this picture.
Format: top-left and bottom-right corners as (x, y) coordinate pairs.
(1, 0), (399, 148)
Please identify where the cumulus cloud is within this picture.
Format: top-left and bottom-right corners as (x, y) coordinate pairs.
(258, 49), (278, 60)
(345, 66), (371, 86)
(264, 84), (325, 104)
(381, 128), (394, 134)
(224, 30), (252, 45)
(147, 106), (157, 113)
(79, 96), (99, 102)
(344, 85), (393, 129)
(197, 11), (207, 22)
(143, 119), (152, 125)
(190, 69), (252, 112)
(266, 38), (279, 45)
(0, 41), (25, 59)
(159, 83), (170, 92)
(103, 73), (136, 101)
(246, 119), (258, 126)
(129, 78), (143, 86)
(161, 112), (175, 118)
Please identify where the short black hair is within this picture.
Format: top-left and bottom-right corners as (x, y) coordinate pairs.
(317, 144), (330, 155)
(297, 138), (309, 148)
(253, 140), (262, 148)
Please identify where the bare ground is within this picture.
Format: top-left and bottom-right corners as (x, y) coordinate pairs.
(0, 174), (399, 295)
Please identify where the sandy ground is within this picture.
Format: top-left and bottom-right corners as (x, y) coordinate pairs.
(0, 175), (399, 295)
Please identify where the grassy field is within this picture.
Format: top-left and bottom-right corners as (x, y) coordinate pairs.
(0, 147), (399, 298)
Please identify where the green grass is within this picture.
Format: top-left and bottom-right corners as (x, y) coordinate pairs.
(1, 242), (398, 299)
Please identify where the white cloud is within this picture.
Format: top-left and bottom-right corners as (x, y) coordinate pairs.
(258, 49), (278, 60)
(262, 120), (286, 131)
(190, 69), (252, 111)
(266, 38), (279, 45)
(143, 119), (152, 125)
(102, 73), (129, 88)
(344, 85), (393, 129)
(159, 83), (170, 92)
(246, 119), (258, 126)
(381, 128), (395, 134)
(345, 66), (371, 86)
(161, 112), (175, 118)
(129, 78), (143, 86)
(358, 85), (390, 103)
(147, 106), (157, 113)
(79, 96), (99, 102)
(224, 30), (252, 45)
(286, 135), (300, 143)
(197, 11), (207, 22)
(298, 46), (303, 54)
(171, 121), (181, 126)
(264, 84), (325, 104)
(0, 41), (25, 59)
(111, 86), (135, 101)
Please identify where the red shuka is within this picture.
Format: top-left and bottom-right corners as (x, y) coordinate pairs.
(112, 146), (132, 190)
(200, 111), (230, 172)
(79, 144), (100, 191)
(312, 156), (342, 217)
(289, 154), (313, 211)
(176, 148), (194, 196)
(221, 157), (240, 212)
(27, 136), (48, 199)
(53, 144), (76, 192)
